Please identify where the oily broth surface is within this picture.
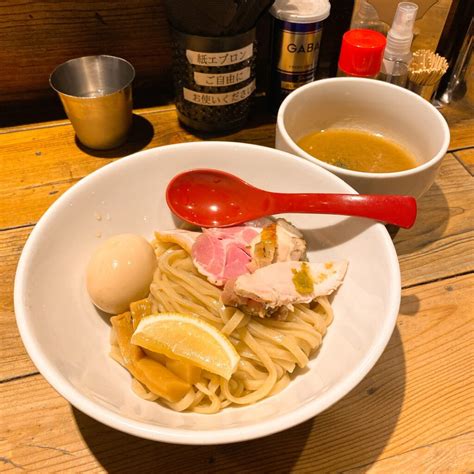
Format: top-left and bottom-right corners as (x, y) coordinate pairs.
(297, 129), (418, 173)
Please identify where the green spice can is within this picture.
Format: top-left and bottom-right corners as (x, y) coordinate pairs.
(171, 28), (257, 132)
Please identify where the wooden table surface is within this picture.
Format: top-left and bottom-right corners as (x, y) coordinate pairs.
(1, 94), (473, 472)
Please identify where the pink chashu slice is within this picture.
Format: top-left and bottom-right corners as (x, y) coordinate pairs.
(191, 226), (260, 286)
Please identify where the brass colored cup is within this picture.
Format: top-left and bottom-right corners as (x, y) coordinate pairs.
(50, 55), (135, 150)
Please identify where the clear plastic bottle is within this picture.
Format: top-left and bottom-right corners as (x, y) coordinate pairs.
(379, 2), (418, 87)
(350, 0), (388, 35)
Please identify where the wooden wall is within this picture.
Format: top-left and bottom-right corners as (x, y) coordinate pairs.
(0, 0), (361, 126)
(0, 1), (174, 125)
(0, 0), (454, 126)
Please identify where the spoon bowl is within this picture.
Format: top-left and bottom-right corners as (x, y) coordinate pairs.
(166, 169), (417, 228)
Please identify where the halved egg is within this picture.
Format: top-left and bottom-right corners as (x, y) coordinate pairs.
(86, 234), (157, 314)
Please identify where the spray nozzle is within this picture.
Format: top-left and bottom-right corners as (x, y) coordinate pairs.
(390, 2), (418, 40)
(385, 2), (418, 58)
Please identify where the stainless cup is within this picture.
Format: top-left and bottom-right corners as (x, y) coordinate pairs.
(50, 55), (135, 150)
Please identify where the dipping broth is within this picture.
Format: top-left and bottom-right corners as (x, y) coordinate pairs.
(297, 129), (418, 173)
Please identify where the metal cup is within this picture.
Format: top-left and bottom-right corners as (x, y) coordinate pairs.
(50, 55), (135, 150)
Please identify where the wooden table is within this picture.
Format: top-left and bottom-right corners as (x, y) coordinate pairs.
(1, 95), (473, 472)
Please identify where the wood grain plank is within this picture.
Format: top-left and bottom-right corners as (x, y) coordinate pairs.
(1, 98), (471, 208)
(395, 153), (474, 287)
(0, 105), (275, 229)
(0, 227), (38, 380)
(441, 97), (474, 151)
(1, 274), (472, 472)
(347, 431), (474, 473)
(454, 148), (474, 176)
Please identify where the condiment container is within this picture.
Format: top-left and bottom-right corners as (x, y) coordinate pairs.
(379, 2), (418, 87)
(269, 0), (331, 113)
(171, 28), (257, 132)
(337, 29), (387, 78)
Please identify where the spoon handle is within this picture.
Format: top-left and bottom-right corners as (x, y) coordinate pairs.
(269, 193), (417, 229)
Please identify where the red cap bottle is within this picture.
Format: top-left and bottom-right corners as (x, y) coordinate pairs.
(338, 29), (387, 78)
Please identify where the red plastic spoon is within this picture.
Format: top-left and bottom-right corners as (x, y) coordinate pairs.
(166, 169), (417, 229)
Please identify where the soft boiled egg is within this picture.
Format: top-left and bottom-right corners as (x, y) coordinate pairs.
(86, 234), (157, 314)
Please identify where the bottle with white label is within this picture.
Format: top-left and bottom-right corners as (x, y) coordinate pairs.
(269, 0), (331, 113)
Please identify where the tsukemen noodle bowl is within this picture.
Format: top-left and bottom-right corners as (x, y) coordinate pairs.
(15, 142), (400, 444)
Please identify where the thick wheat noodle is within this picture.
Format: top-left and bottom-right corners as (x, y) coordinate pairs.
(194, 377), (221, 413)
(247, 322), (309, 367)
(169, 274), (223, 316)
(154, 256), (223, 322)
(112, 240), (334, 412)
(260, 318), (319, 333)
(151, 280), (220, 321)
(296, 305), (329, 334)
(165, 388), (196, 412)
(228, 378), (245, 397)
(236, 359), (268, 378)
(234, 345), (297, 373)
(246, 321), (307, 357)
(293, 339), (313, 357)
(237, 358), (287, 380)
(245, 340), (297, 363)
(277, 326), (321, 347)
(155, 280), (208, 313)
(271, 359), (296, 373)
(317, 296), (334, 324)
(268, 373), (291, 396)
(189, 390), (206, 409)
(155, 270), (221, 313)
(160, 249), (221, 299)
(220, 329), (278, 405)
(151, 280), (191, 313)
(221, 309), (247, 336)
(150, 280), (181, 313)
(243, 378), (267, 390)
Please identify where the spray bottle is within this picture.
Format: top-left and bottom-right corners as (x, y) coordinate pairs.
(379, 2), (418, 87)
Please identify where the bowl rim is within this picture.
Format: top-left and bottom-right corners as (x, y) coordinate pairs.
(14, 141), (401, 444)
(277, 77), (450, 180)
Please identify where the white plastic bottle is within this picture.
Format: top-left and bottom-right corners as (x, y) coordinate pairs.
(379, 2), (418, 87)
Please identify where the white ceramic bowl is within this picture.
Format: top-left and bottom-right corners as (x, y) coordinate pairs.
(276, 78), (450, 197)
(15, 141), (400, 444)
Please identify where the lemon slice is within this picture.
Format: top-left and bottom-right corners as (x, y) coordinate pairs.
(131, 313), (240, 380)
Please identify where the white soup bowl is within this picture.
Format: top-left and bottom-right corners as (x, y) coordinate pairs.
(276, 77), (450, 197)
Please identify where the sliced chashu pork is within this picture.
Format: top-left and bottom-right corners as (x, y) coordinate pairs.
(250, 218), (307, 270)
(191, 226), (260, 286)
(274, 218), (307, 262)
(204, 226), (260, 243)
(233, 260), (348, 309)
